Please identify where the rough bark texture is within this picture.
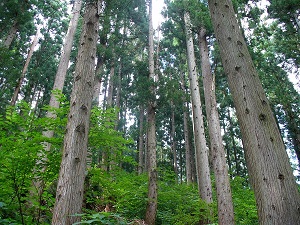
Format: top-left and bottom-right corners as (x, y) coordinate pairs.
(51, 2), (99, 224)
(208, 1), (300, 224)
(11, 28), (39, 106)
(145, 1), (158, 224)
(184, 11), (213, 205)
(198, 27), (234, 225)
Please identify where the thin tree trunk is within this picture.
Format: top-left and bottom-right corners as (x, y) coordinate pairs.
(106, 64), (115, 108)
(227, 109), (241, 176)
(93, 56), (104, 105)
(170, 100), (178, 180)
(51, 2), (99, 224)
(138, 106), (145, 175)
(180, 72), (193, 184)
(184, 11), (213, 207)
(145, 0), (158, 224)
(198, 27), (234, 225)
(208, 1), (300, 224)
(222, 120), (233, 177)
(11, 28), (40, 106)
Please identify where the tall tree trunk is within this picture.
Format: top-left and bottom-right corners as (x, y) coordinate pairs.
(32, 0), (83, 200)
(198, 27), (234, 225)
(138, 106), (145, 175)
(145, 1), (158, 224)
(208, 1), (300, 224)
(51, 2), (99, 224)
(43, 0), (82, 146)
(180, 72), (193, 184)
(4, 20), (18, 48)
(184, 11), (213, 207)
(11, 28), (40, 106)
(222, 120), (233, 177)
(170, 100), (178, 180)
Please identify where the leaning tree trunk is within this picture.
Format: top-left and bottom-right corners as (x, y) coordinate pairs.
(208, 1), (300, 224)
(33, 0), (82, 200)
(184, 10), (213, 219)
(11, 28), (40, 106)
(198, 27), (234, 225)
(44, 0), (82, 140)
(145, 0), (158, 224)
(51, 2), (99, 224)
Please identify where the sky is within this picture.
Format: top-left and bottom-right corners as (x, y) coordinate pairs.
(152, 0), (165, 29)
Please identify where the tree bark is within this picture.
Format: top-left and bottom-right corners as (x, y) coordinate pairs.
(145, 1), (158, 224)
(184, 11), (213, 206)
(11, 28), (40, 106)
(198, 27), (234, 225)
(51, 2), (99, 224)
(208, 1), (300, 224)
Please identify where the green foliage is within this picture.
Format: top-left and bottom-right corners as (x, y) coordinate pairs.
(0, 99), (66, 224)
(88, 107), (135, 170)
(73, 212), (128, 225)
(231, 177), (258, 225)
(85, 168), (148, 220)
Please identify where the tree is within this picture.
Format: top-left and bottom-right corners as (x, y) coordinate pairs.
(145, 0), (158, 224)
(11, 28), (40, 106)
(198, 26), (234, 225)
(208, 0), (300, 224)
(184, 8), (213, 215)
(51, 1), (100, 224)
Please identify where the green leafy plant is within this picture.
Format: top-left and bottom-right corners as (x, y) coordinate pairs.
(73, 212), (128, 225)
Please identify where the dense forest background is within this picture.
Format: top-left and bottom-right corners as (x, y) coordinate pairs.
(0, 0), (299, 224)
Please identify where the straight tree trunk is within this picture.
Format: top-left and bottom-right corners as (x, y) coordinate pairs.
(184, 11), (213, 206)
(198, 27), (234, 225)
(170, 100), (178, 180)
(208, 1), (300, 224)
(145, 1), (158, 224)
(180, 72), (193, 184)
(51, 2), (99, 224)
(11, 28), (40, 106)
(138, 106), (145, 175)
